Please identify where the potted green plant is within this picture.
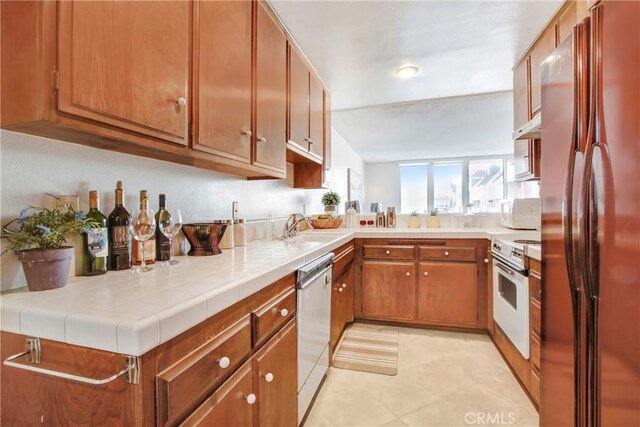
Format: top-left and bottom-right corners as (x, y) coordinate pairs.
(407, 211), (421, 228)
(2, 204), (100, 291)
(427, 209), (440, 228)
(321, 191), (341, 215)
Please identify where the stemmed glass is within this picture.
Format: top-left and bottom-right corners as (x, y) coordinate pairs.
(129, 208), (156, 273)
(158, 208), (183, 266)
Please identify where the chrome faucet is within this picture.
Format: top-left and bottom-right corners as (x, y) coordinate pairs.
(282, 213), (313, 239)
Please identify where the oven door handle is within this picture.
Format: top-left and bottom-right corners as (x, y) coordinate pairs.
(495, 262), (515, 276)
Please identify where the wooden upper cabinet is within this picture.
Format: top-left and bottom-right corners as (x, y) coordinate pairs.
(57, 1), (189, 145)
(513, 56), (531, 130)
(288, 46), (310, 150)
(417, 261), (478, 326)
(530, 24), (558, 114)
(323, 90), (332, 186)
(193, 0), (252, 163)
(253, 320), (297, 427)
(558, 1), (578, 45)
(308, 73), (324, 159)
(362, 261), (416, 320)
(180, 361), (254, 427)
(254, 2), (287, 174)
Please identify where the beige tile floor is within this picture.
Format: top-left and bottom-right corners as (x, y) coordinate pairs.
(304, 324), (539, 427)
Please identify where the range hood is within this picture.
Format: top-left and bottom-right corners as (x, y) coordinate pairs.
(513, 112), (541, 140)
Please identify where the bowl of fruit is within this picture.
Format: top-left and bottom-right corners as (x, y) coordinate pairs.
(311, 214), (343, 229)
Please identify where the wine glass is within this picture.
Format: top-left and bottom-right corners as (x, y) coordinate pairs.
(129, 208), (156, 273)
(158, 208), (183, 266)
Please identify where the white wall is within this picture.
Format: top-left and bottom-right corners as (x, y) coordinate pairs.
(364, 162), (401, 211)
(0, 128), (363, 290)
(327, 128), (366, 211)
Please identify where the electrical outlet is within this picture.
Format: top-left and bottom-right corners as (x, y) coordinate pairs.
(232, 201), (239, 219)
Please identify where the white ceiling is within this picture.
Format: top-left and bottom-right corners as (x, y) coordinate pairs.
(270, 0), (562, 161)
(332, 91), (513, 162)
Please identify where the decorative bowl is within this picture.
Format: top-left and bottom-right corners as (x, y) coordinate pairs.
(182, 222), (228, 256)
(311, 218), (343, 229)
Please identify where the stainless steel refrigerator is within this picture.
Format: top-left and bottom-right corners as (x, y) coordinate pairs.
(540, 1), (639, 426)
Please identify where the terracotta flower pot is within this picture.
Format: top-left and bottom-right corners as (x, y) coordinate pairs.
(18, 247), (74, 291)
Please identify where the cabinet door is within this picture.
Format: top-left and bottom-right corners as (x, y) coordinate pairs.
(362, 261), (416, 320)
(308, 73), (324, 159)
(288, 46), (310, 151)
(530, 24), (557, 114)
(557, 2), (577, 45)
(181, 361), (254, 427)
(322, 90), (332, 186)
(513, 56), (531, 130)
(57, 1), (189, 145)
(254, 3), (286, 173)
(418, 262), (478, 326)
(253, 320), (297, 427)
(193, 0), (252, 163)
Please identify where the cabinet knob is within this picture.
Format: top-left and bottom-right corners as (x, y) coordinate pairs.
(218, 356), (230, 369)
(423, 271), (429, 276)
(406, 272), (411, 276)
(246, 394), (257, 405)
(342, 283), (347, 288)
(309, 139), (316, 145)
(280, 308), (288, 317)
(338, 288), (343, 293)
(176, 97), (187, 107)
(265, 373), (274, 383)
(242, 130), (253, 137)
(386, 250), (391, 255)
(257, 137), (267, 143)
(444, 251), (450, 256)
(484, 258), (489, 264)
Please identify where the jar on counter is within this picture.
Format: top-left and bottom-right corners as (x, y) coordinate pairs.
(234, 218), (246, 247)
(219, 219), (234, 250)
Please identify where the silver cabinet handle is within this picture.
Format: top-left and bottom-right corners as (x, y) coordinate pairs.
(264, 373), (274, 383)
(242, 130), (252, 137)
(257, 137), (267, 143)
(218, 356), (231, 369)
(246, 394), (256, 405)
(176, 97), (187, 106)
(3, 337), (139, 385)
(279, 308), (288, 317)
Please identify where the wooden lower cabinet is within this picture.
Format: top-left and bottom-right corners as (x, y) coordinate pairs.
(181, 361), (255, 427)
(253, 320), (297, 427)
(330, 265), (354, 358)
(362, 261), (416, 320)
(417, 261), (478, 326)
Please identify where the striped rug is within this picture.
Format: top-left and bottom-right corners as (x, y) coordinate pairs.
(332, 323), (399, 376)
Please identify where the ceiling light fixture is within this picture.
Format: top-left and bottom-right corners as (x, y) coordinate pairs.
(395, 65), (419, 79)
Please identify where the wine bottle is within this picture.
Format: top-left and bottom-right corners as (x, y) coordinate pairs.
(132, 190), (156, 266)
(83, 190), (108, 276)
(108, 181), (132, 270)
(155, 194), (171, 262)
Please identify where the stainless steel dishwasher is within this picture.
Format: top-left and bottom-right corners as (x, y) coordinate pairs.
(296, 252), (333, 424)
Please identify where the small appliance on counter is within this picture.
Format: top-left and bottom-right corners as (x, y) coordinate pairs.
(181, 222), (228, 255)
(345, 200), (361, 213)
(500, 198), (541, 230)
(370, 202), (382, 213)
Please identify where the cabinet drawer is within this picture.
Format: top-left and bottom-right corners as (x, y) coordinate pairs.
(333, 243), (355, 280)
(531, 300), (541, 337)
(531, 332), (541, 371)
(252, 287), (296, 347)
(363, 245), (414, 260)
(157, 316), (252, 426)
(418, 246), (475, 262)
(180, 360), (254, 427)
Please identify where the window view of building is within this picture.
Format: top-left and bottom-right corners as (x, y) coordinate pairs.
(433, 163), (462, 213)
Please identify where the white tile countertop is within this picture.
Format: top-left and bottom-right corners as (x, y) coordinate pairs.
(0, 227), (530, 356)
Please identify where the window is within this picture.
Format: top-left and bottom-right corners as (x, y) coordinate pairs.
(400, 165), (428, 213)
(399, 156), (513, 213)
(468, 158), (504, 212)
(433, 163), (463, 213)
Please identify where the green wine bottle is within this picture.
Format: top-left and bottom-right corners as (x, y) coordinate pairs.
(84, 190), (108, 275)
